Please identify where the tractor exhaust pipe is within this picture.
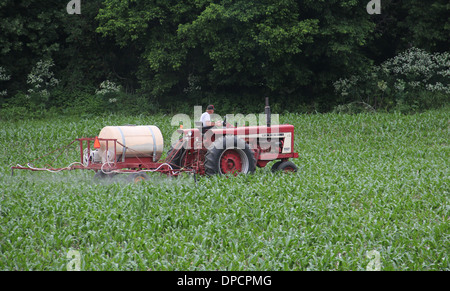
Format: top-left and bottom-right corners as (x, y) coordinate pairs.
(265, 97), (271, 127)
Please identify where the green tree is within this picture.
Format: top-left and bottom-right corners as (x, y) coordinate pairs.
(0, 0), (64, 95)
(2, 0), (447, 114)
(365, 0), (450, 63)
(0, 0), (127, 101)
(399, 0), (450, 52)
(97, 0), (377, 111)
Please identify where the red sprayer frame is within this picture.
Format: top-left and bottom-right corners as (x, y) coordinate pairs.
(11, 137), (185, 177)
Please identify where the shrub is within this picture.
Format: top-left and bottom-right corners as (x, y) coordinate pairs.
(333, 48), (450, 112)
(26, 59), (60, 110)
(0, 66), (10, 97)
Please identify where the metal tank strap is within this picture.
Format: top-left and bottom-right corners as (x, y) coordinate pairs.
(116, 127), (126, 162)
(147, 126), (158, 162)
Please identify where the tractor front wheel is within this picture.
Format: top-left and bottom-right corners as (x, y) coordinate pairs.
(274, 161), (298, 172)
(205, 136), (256, 176)
(271, 161), (283, 172)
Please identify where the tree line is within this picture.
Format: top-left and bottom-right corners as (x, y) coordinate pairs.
(0, 0), (449, 118)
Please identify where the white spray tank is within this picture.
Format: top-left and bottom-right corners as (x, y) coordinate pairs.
(96, 125), (164, 163)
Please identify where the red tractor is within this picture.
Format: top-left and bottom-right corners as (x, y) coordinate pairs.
(11, 98), (298, 182)
(166, 123), (299, 176)
(166, 98), (299, 176)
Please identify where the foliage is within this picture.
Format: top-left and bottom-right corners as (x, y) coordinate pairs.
(333, 48), (450, 112)
(0, 0), (125, 96)
(1, 109), (449, 270)
(26, 59), (60, 109)
(0, 1), (449, 114)
(95, 80), (122, 96)
(95, 0), (377, 107)
(0, 66), (10, 97)
(395, 0), (450, 52)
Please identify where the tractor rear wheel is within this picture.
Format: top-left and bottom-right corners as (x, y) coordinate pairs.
(205, 136), (256, 176)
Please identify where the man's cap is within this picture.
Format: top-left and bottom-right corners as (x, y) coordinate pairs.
(207, 105), (214, 110)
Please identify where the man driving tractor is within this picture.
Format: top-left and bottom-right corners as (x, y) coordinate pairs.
(199, 104), (234, 130)
(200, 105), (222, 127)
